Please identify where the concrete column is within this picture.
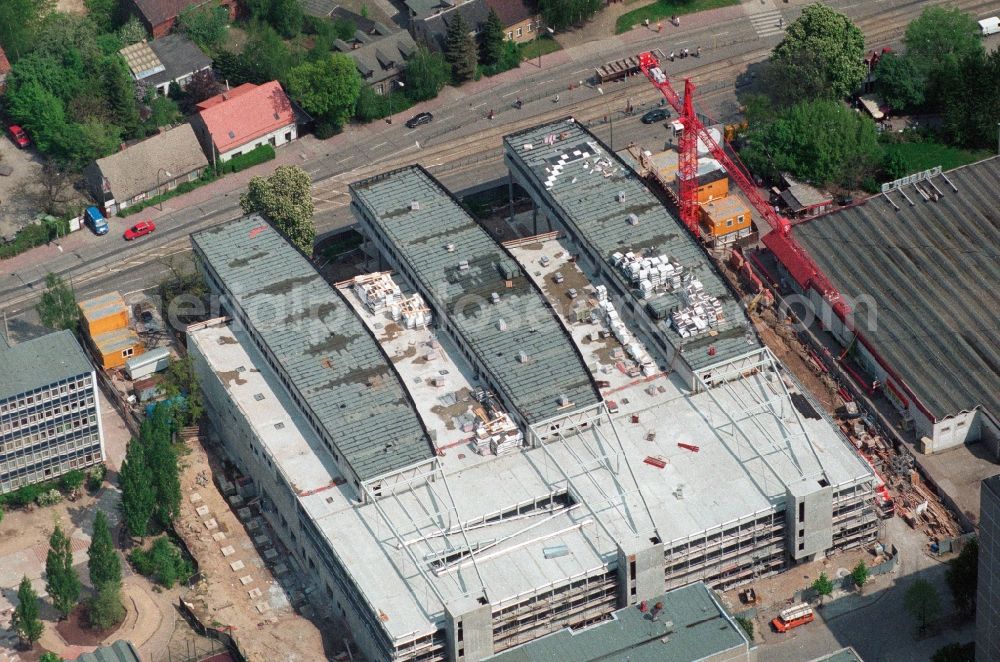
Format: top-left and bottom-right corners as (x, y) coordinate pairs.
(445, 596), (494, 662)
(616, 538), (665, 607)
(508, 173), (514, 223)
(532, 201), (538, 235)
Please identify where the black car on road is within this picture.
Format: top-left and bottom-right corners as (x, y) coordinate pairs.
(405, 112), (433, 128)
(640, 109), (671, 124)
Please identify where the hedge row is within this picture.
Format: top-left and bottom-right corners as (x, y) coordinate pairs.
(0, 217), (71, 260)
(220, 144), (275, 174)
(119, 170), (219, 217)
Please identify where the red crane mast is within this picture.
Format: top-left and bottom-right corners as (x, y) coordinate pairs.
(636, 51), (846, 307)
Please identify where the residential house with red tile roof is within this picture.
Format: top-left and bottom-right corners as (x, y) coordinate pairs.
(126, 0), (240, 39)
(191, 81), (298, 165)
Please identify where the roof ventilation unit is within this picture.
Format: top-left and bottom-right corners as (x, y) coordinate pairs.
(490, 292), (500, 304)
(558, 394), (570, 406)
(497, 318), (508, 331)
(458, 259), (470, 271)
(628, 213), (639, 226)
(517, 351), (529, 363)
(617, 191), (626, 202)
(445, 243), (455, 252)
(410, 200), (420, 211)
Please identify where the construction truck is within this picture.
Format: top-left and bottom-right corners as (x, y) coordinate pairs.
(771, 603), (815, 632)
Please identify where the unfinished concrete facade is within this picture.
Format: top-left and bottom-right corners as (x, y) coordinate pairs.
(189, 209), (878, 662)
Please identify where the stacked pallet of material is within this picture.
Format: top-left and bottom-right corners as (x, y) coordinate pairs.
(352, 272), (401, 313)
(400, 294), (432, 329)
(670, 280), (725, 337)
(612, 251), (685, 294)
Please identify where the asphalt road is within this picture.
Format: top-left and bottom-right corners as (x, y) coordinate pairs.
(1, 0), (995, 321)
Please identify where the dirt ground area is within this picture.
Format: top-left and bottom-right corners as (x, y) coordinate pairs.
(0, 141), (44, 237)
(174, 435), (338, 662)
(55, 0), (86, 13)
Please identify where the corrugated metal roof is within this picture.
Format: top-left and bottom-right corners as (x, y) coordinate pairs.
(73, 639), (142, 662)
(504, 120), (760, 370)
(484, 582), (749, 662)
(78, 291), (127, 324)
(192, 215), (433, 481)
(794, 156), (1000, 421)
(351, 166), (601, 425)
(0, 330), (93, 401)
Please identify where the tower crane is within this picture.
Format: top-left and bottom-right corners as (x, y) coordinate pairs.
(636, 51), (844, 310)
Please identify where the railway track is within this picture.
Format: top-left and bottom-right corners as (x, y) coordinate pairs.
(5, 0), (988, 311)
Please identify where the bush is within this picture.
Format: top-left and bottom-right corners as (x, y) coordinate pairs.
(58, 469), (86, 493)
(87, 464), (107, 491)
(0, 482), (47, 508)
(118, 170), (218, 217)
(220, 144), (275, 174)
(88, 583), (125, 630)
(0, 219), (62, 260)
(36, 489), (64, 507)
(128, 536), (195, 588)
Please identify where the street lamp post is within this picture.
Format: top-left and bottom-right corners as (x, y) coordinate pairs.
(156, 168), (172, 211)
(538, 26), (555, 68)
(388, 80), (404, 124)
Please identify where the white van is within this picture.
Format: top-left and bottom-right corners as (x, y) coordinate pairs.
(979, 16), (1000, 36)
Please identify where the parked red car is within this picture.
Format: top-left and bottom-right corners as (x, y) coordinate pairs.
(124, 220), (156, 240)
(7, 125), (29, 148)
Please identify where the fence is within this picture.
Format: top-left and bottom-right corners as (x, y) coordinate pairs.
(794, 544), (899, 603)
(174, 598), (248, 662)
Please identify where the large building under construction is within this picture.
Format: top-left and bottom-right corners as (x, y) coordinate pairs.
(189, 148), (878, 661)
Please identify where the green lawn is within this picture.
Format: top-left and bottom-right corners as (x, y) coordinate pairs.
(520, 36), (562, 61)
(882, 141), (992, 175)
(616, 0), (741, 34)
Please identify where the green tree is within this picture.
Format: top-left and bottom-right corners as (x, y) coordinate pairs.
(812, 572), (833, 606)
(102, 56), (141, 139)
(12, 576), (44, 648)
(88, 511), (121, 589)
(771, 3), (865, 101)
(850, 561), (869, 592)
(931, 642), (976, 662)
(480, 8), (505, 67)
(286, 54), (361, 128)
(129, 536), (193, 589)
(119, 439), (156, 538)
(944, 50), (1000, 149)
(40, 653), (65, 662)
(874, 52), (925, 112)
(37, 273), (79, 332)
(444, 10), (477, 83)
(144, 405), (181, 528)
(45, 523), (81, 619)
(904, 578), (941, 633)
(741, 99), (880, 188)
(230, 23), (298, 84)
(146, 95), (182, 130)
(117, 16), (148, 46)
(6, 82), (70, 157)
(88, 583), (124, 630)
(240, 165), (316, 254)
(946, 538), (978, 618)
(905, 6), (981, 63)
(178, 0), (230, 52)
(539, 0), (602, 31)
(404, 46), (450, 102)
(0, 0), (54, 61)
(84, 0), (120, 32)
(161, 356), (204, 426)
(269, 0), (303, 38)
